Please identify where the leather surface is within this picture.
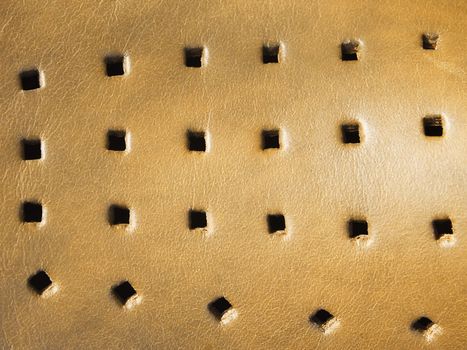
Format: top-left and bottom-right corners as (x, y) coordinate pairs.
(0, 1), (466, 349)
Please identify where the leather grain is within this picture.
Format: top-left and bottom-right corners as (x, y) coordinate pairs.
(0, 1), (466, 349)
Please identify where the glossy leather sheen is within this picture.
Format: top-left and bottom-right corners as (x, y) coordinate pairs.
(0, 1), (466, 349)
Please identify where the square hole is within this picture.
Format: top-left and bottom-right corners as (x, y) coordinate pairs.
(341, 40), (360, 61)
(267, 214), (286, 234)
(22, 201), (43, 223)
(208, 296), (237, 324)
(184, 47), (204, 68)
(348, 220), (368, 238)
(105, 55), (128, 77)
(112, 281), (137, 306)
(28, 270), (53, 295)
(19, 69), (42, 91)
(263, 44), (281, 64)
(423, 115), (443, 137)
(108, 205), (130, 226)
(262, 129), (280, 150)
(22, 139), (42, 160)
(107, 130), (127, 151)
(189, 210), (207, 230)
(187, 130), (206, 152)
(411, 316), (441, 342)
(432, 219), (453, 240)
(422, 33), (439, 50)
(309, 308), (339, 333)
(341, 124), (360, 144)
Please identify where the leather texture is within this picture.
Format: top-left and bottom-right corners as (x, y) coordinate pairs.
(0, 1), (466, 349)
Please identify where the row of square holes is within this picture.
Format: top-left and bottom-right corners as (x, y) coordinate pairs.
(26, 270), (442, 342)
(18, 33), (440, 90)
(19, 116), (446, 160)
(20, 201), (454, 242)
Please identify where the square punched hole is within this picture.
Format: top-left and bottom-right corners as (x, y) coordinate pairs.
(263, 44), (281, 64)
(105, 55), (128, 76)
(185, 47), (204, 68)
(208, 296), (237, 324)
(432, 219), (453, 240)
(310, 309), (338, 333)
(108, 205), (130, 226)
(19, 69), (42, 91)
(187, 130), (206, 152)
(422, 33), (439, 50)
(341, 40), (360, 61)
(262, 129), (280, 150)
(267, 214), (286, 234)
(423, 116), (443, 137)
(22, 139), (42, 160)
(107, 130), (127, 151)
(189, 210), (207, 230)
(341, 124), (360, 144)
(28, 270), (53, 295)
(411, 316), (441, 341)
(22, 201), (43, 223)
(348, 220), (368, 238)
(112, 281), (137, 305)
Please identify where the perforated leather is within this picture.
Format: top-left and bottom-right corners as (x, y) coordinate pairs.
(0, 1), (466, 349)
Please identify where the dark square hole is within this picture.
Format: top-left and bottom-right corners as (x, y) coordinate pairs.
(112, 281), (137, 305)
(28, 270), (52, 295)
(185, 47), (203, 68)
(19, 69), (42, 91)
(189, 210), (207, 230)
(208, 296), (233, 320)
(310, 309), (334, 327)
(348, 220), (368, 238)
(105, 55), (126, 77)
(108, 205), (130, 225)
(107, 130), (127, 151)
(422, 33), (439, 50)
(341, 40), (360, 61)
(22, 202), (42, 223)
(263, 44), (280, 64)
(267, 214), (286, 234)
(187, 131), (206, 152)
(341, 124), (360, 144)
(423, 116), (443, 137)
(262, 129), (280, 149)
(22, 139), (42, 160)
(432, 219), (453, 239)
(412, 317), (434, 332)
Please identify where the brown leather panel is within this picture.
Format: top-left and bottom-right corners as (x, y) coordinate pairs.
(0, 1), (466, 348)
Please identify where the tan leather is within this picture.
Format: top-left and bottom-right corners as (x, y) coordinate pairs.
(1, 1), (466, 349)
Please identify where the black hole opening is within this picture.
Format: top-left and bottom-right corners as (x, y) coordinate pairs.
(22, 139), (42, 160)
(107, 130), (127, 151)
(189, 210), (207, 229)
(422, 33), (439, 50)
(348, 220), (368, 238)
(22, 202), (42, 223)
(341, 124), (360, 144)
(208, 297), (233, 320)
(263, 45), (280, 64)
(105, 55), (125, 76)
(112, 281), (137, 305)
(341, 41), (359, 61)
(19, 69), (41, 91)
(432, 219), (453, 239)
(185, 48), (203, 68)
(262, 130), (280, 149)
(28, 270), (52, 295)
(109, 205), (130, 225)
(310, 309), (334, 326)
(187, 131), (206, 152)
(423, 116), (443, 137)
(412, 317), (434, 332)
(267, 214), (286, 233)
